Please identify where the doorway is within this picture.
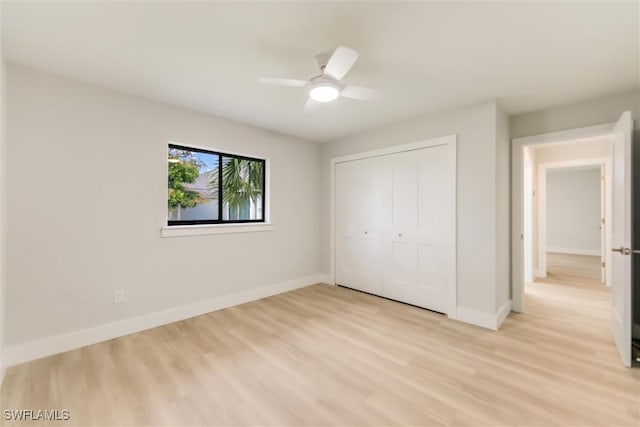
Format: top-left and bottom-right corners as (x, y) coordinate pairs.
(537, 159), (611, 286)
(514, 127), (614, 310)
(520, 140), (612, 288)
(512, 113), (635, 367)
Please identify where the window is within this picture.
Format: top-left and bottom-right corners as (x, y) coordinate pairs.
(167, 144), (265, 226)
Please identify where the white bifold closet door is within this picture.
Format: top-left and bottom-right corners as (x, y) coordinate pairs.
(335, 155), (390, 296)
(335, 143), (454, 314)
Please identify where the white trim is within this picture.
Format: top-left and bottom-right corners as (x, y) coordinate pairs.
(511, 123), (615, 313)
(329, 153), (336, 288)
(161, 223), (274, 237)
(4, 274), (325, 367)
(538, 167), (548, 278)
(165, 141), (272, 228)
(547, 247), (601, 256)
(456, 300), (511, 331)
(446, 138), (458, 319)
(496, 300), (513, 329)
(513, 123), (614, 146)
(331, 136), (453, 164)
(329, 135), (457, 318)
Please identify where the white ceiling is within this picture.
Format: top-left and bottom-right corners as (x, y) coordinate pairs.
(3, 1), (639, 142)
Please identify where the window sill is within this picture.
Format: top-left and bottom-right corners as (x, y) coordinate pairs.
(161, 223), (274, 238)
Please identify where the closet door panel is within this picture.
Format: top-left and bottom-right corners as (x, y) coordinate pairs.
(391, 151), (418, 232)
(416, 144), (450, 313)
(382, 146), (451, 313)
(354, 156), (389, 295)
(356, 235), (383, 294)
(335, 157), (389, 295)
(336, 140), (454, 315)
(335, 161), (361, 289)
(384, 151), (418, 300)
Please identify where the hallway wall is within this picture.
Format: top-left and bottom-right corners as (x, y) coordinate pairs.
(546, 168), (601, 255)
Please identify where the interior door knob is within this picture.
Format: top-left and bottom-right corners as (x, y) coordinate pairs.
(612, 247), (631, 255)
(398, 233), (403, 237)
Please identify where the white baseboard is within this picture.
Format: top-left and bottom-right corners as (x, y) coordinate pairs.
(547, 247), (600, 256)
(5, 274), (326, 367)
(496, 300), (512, 329)
(456, 300), (512, 331)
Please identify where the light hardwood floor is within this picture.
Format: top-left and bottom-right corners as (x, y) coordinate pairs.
(540, 252), (603, 287)
(1, 269), (638, 426)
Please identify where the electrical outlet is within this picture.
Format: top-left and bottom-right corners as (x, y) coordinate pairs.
(114, 289), (125, 304)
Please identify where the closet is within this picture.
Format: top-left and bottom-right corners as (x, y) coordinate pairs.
(334, 136), (456, 314)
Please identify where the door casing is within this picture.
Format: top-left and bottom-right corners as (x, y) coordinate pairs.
(511, 123), (615, 312)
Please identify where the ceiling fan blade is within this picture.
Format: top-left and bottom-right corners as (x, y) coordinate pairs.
(323, 46), (359, 80)
(303, 98), (321, 113)
(340, 85), (379, 101)
(258, 77), (308, 87)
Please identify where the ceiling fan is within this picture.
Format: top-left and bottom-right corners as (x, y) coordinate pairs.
(259, 46), (379, 112)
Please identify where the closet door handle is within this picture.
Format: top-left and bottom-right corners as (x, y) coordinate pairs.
(398, 233), (403, 237)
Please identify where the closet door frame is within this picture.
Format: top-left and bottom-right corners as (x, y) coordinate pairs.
(330, 135), (458, 319)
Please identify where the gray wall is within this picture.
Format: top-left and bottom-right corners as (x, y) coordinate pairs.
(321, 100), (507, 318)
(6, 64), (323, 346)
(547, 169), (601, 254)
(511, 90), (640, 137)
(0, 3), (6, 379)
(496, 103), (511, 308)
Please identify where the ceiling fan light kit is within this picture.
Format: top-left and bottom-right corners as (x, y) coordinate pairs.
(259, 46), (379, 110)
(309, 77), (340, 103)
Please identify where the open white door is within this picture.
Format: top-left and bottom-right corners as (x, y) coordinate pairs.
(600, 165), (606, 284)
(610, 111), (633, 367)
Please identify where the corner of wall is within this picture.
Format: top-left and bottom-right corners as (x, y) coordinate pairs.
(494, 101), (512, 313)
(456, 298), (512, 331)
(0, 0), (6, 386)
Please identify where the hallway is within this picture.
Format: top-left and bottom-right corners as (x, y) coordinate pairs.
(536, 252), (603, 287)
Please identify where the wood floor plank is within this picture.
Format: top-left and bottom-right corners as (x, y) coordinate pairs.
(1, 253), (638, 426)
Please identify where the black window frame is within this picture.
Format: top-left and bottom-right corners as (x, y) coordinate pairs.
(167, 143), (266, 226)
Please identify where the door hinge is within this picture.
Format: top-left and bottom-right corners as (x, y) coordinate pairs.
(602, 261), (605, 268)
(602, 218), (605, 225)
